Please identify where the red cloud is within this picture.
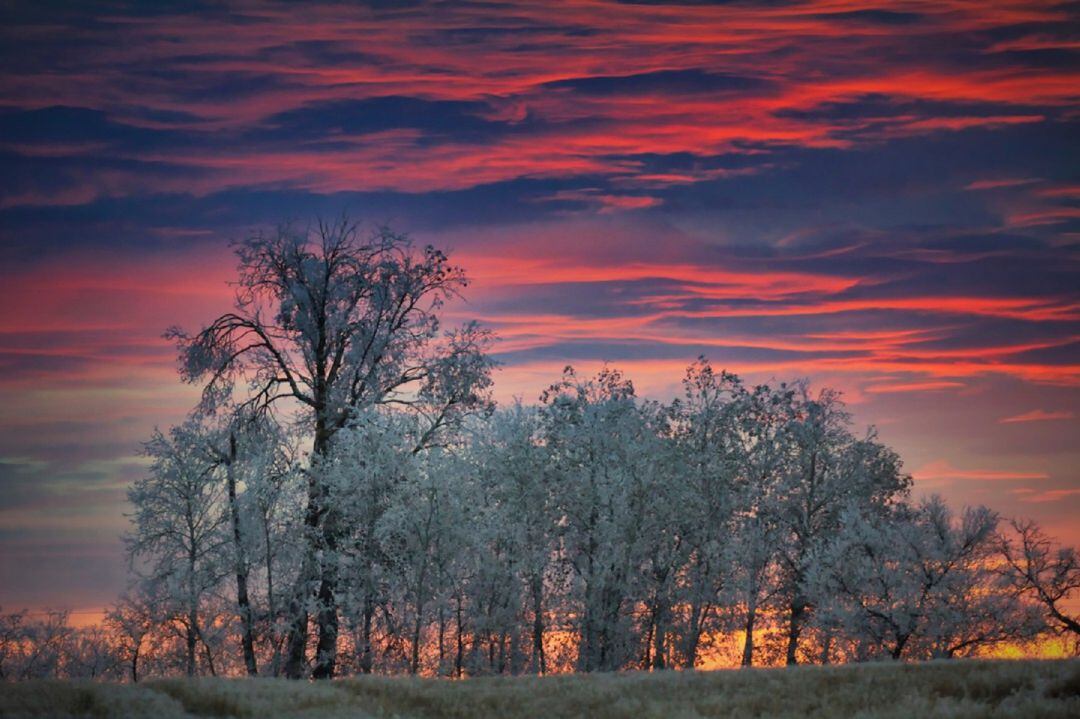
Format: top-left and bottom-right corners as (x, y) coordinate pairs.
(3, 1), (1078, 201)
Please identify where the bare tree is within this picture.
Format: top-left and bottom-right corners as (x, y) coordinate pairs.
(106, 591), (155, 682)
(999, 519), (1080, 643)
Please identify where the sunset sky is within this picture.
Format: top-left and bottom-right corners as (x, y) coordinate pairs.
(0, 1), (1077, 619)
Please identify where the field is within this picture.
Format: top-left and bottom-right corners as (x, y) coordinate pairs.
(1, 659), (1077, 719)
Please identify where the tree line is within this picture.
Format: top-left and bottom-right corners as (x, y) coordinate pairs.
(3, 221), (1077, 681)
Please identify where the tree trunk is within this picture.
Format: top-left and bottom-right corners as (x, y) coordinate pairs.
(651, 601), (667, 670)
(820, 629), (833, 664)
(282, 587), (309, 679)
(785, 599), (806, 666)
(185, 614), (196, 677)
(262, 508), (279, 676)
(186, 537), (198, 677)
(530, 574), (546, 675)
(359, 586), (375, 674)
(892, 633), (910, 660)
(312, 435), (341, 680)
(741, 602), (757, 667)
(224, 435), (258, 676)
(497, 631), (508, 674)
(283, 473), (321, 678)
(682, 598), (711, 670)
(437, 604), (446, 675)
(286, 423), (342, 680)
(455, 594), (465, 678)
(199, 629), (217, 677)
(578, 507), (600, 673)
(312, 568), (339, 679)
(410, 560), (428, 675)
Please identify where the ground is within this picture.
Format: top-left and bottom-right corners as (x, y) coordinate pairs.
(1, 659), (1078, 718)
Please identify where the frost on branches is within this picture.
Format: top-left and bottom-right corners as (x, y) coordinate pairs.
(23, 220), (1069, 682)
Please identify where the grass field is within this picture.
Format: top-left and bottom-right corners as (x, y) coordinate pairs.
(1, 659), (1077, 718)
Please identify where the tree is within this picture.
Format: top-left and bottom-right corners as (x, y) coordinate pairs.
(19, 611), (72, 679)
(99, 345), (1052, 678)
(665, 359), (743, 668)
(726, 382), (791, 667)
(812, 497), (1040, 661)
(771, 387), (909, 664)
(376, 446), (472, 675)
(323, 411), (409, 675)
(167, 218), (493, 678)
(0, 609), (26, 680)
(542, 366), (658, 672)
(476, 404), (555, 675)
(126, 424), (228, 677)
(106, 590), (155, 682)
(999, 519), (1080, 645)
(65, 626), (121, 680)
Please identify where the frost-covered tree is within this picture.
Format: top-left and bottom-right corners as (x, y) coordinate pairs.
(770, 387), (909, 665)
(660, 360), (740, 668)
(0, 610), (70, 680)
(65, 626), (121, 680)
(167, 218), (494, 678)
(542, 367), (661, 672)
(474, 404), (556, 674)
(999, 519), (1080, 645)
(812, 496), (1040, 661)
(126, 424), (228, 676)
(99, 346), (1046, 678)
(174, 411), (257, 676)
(322, 411), (410, 674)
(106, 590), (155, 682)
(377, 447), (472, 675)
(724, 382), (792, 666)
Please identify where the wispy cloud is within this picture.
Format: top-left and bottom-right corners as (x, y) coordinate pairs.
(999, 409), (1076, 424)
(1010, 487), (1080, 503)
(913, 460), (1050, 483)
(864, 381), (965, 394)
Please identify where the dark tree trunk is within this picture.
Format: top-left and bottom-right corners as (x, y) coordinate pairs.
(410, 560), (428, 675)
(741, 602), (757, 667)
(530, 574), (546, 674)
(199, 629), (217, 677)
(359, 587), (375, 674)
(286, 424), (340, 680)
(283, 472), (321, 678)
(186, 539), (198, 677)
(651, 602), (667, 670)
(892, 633), (910, 660)
(185, 616), (196, 677)
(437, 604), (446, 675)
(312, 424), (341, 680)
(820, 630), (833, 664)
(455, 594), (465, 678)
(312, 569), (339, 679)
(224, 434), (258, 676)
(785, 599), (806, 666)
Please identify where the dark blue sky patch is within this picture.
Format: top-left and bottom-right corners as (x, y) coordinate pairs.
(812, 9), (924, 25)
(254, 96), (513, 143)
(542, 69), (773, 96)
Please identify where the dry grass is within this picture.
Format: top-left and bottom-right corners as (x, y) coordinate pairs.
(1, 659), (1077, 719)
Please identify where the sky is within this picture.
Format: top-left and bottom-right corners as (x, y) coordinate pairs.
(0, 0), (1077, 619)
